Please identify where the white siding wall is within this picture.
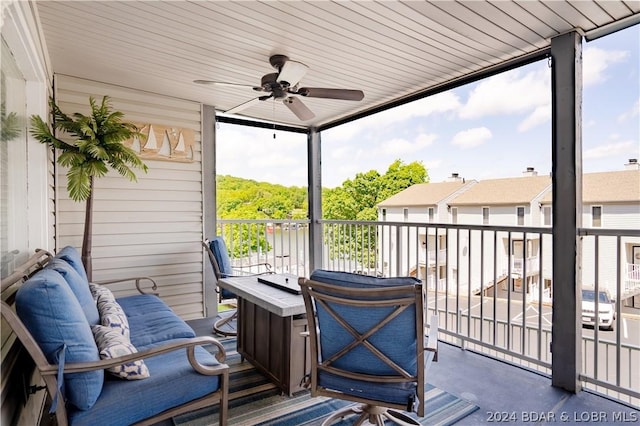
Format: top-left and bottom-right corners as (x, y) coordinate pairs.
(583, 203), (640, 229)
(55, 75), (204, 319)
(581, 202), (640, 296)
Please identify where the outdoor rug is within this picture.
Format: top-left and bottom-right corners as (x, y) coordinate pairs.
(173, 338), (478, 426)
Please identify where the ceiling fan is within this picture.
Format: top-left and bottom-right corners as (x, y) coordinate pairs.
(194, 54), (364, 121)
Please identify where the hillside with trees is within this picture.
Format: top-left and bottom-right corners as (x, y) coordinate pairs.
(217, 159), (428, 220)
(217, 160), (428, 262)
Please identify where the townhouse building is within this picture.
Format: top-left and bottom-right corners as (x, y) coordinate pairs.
(378, 164), (640, 306)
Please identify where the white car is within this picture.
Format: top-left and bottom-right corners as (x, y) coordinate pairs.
(581, 288), (615, 331)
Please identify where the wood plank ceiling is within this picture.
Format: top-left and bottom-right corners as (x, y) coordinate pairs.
(34, 1), (640, 129)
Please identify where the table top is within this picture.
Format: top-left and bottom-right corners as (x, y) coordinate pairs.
(218, 275), (306, 317)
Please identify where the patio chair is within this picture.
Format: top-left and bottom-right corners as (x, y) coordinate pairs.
(298, 270), (438, 426)
(203, 237), (273, 336)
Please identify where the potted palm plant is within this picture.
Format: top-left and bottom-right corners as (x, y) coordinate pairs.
(30, 96), (147, 280)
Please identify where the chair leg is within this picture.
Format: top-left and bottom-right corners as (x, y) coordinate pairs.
(213, 310), (238, 337)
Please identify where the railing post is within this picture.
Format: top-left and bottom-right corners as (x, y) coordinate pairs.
(307, 128), (323, 272)
(550, 30), (583, 393)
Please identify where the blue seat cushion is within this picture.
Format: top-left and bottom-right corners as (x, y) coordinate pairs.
(319, 370), (417, 406)
(15, 269), (103, 410)
(46, 258), (99, 326)
(54, 246), (89, 283)
(67, 345), (222, 426)
(116, 294), (196, 350)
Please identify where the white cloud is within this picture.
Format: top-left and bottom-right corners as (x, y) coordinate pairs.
(372, 133), (437, 157)
(339, 91), (461, 134)
(459, 68), (550, 119)
(518, 104), (551, 132)
(583, 47), (628, 87)
(583, 140), (637, 159)
(451, 127), (492, 149)
(617, 99), (640, 123)
(216, 124), (307, 185)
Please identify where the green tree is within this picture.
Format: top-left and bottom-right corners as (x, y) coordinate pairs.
(30, 96), (147, 280)
(323, 159), (428, 267)
(216, 175), (308, 257)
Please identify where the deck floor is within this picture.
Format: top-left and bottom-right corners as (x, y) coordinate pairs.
(184, 316), (638, 425)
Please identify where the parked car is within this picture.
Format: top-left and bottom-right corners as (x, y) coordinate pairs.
(581, 288), (616, 331)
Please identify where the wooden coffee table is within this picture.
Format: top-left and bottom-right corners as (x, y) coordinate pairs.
(218, 275), (309, 395)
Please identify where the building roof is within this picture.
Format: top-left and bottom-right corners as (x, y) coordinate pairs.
(377, 181), (472, 207)
(449, 175), (551, 206)
(540, 170), (640, 204)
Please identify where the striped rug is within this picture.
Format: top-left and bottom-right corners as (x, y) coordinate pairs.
(173, 339), (478, 426)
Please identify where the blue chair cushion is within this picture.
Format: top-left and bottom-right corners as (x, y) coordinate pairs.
(55, 246), (89, 283)
(309, 270), (420, 383)
(209, 237), (237, 299)
(116, 294), (196, 350)
(310, 269), (421, 290)
(15, 269), (103, 411)
(319, 370), (417, 406)
(46, 258), (100, 326)
(209, 237), (233, 277)
(67, 345), (222, 426)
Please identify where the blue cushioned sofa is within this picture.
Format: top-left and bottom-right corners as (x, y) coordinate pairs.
(1, 247), (228, 426)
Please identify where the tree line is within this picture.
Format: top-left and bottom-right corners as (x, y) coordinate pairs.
(218, 159), (428, 221)
(217, 159), (428, 262)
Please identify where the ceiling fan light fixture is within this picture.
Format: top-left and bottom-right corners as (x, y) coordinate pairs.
(277, 60), (309, 87)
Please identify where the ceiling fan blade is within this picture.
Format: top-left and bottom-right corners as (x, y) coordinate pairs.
(225, 97), (265, 115)
(193, 79), (255, 89)
(297, 87), (364, 101)
(283, 97), (315, 121)
(277, 60), (308, 87)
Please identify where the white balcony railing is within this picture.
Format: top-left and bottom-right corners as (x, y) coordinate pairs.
(217, 219), (640, 406)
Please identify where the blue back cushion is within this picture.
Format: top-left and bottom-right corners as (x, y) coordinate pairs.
(309, 270), (420, 376)
(16, 269), (103, 410)
(55, 246), (88, 283)
(46, 258), (100, 326)
(209, 237), (233, 277)
(310, 269), (421, 289)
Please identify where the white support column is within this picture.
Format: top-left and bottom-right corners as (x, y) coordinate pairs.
(307, 128), (323, 272)
(202, 104), (217, 316)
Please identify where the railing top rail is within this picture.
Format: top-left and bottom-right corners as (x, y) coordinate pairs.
(218, 219), (311, 225)
(578, 227), (640, 237)
(320, 219), (553, 234)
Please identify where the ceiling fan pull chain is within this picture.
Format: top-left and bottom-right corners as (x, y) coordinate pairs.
(273, 100), (277, 139)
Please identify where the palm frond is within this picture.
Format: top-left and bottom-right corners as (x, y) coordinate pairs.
(66, 166), (91, 202)
(30, 95), (147, 203)
(30, 115), (78, 151)
(58, 151), (87, 168)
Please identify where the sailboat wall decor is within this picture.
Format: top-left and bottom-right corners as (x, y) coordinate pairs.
(125, 123), (195, 163)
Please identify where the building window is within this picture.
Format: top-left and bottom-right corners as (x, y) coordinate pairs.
(428, 207), (434, 223)
(381, 208), (386, 222)
(482, 207), (489, 225)
(592, 206), (602, 227)
(451, 207), (457, 224)
(543, 206), (551, 226)
(403, 208), (409, 222)
(516, 206), (525, 226)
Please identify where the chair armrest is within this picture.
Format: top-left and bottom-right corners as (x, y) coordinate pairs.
(40, 336), (228, 377)
(94, 276), (159, 295)
(425, 315), (438, 362)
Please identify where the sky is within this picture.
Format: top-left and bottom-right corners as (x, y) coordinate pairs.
(216, 25), (639, 189)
